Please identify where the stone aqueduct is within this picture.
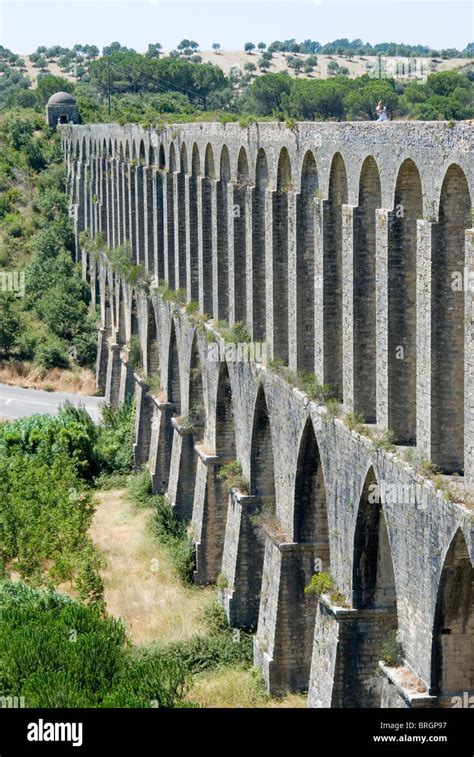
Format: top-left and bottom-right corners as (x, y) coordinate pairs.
(63, 121), (473, 708)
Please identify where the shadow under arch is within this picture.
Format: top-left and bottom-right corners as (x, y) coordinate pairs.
(430, 528), (473, 698)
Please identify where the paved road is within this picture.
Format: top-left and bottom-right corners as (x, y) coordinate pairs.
(0, 383), (104, 424)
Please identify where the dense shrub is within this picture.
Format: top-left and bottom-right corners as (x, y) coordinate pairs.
(0, 582), (190, 707)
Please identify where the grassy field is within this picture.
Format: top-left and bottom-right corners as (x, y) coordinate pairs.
(91, 486), (307, 707)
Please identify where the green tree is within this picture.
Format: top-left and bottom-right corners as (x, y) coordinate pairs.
(0, 294), (20, 357)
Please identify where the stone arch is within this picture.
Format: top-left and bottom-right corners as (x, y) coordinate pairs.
(324, 152), (347, 398)
(431, 165), (471, 473)
(138, 139), (146, 165)
(431, 529), (473, 697)
(266, 416), (329, 693)
(388, 158), (422, 444)
(296, 151), (318, 372)
(349, 466), (399, 706)
(167, 321), (181, 414)
(147, 301), (159, 376)
(81, 136), (87, 161)
(125, 141), (130, 161)
(189, 144), (200, 300)
(215, 361), (236, 459)
(252, 148), (268, 342)
(202, 145), (215, 314)
(131, 141), (137, 161)
(166, 144), (176, 289)
(354, 156), (381, 422)
(233, 147), (249, 323)
(272, 147), (292, 363)
(250, 385), (276, 503)
(149, 145), (156, 166)
(352, 467), (397, 610)
(294, 417), (329, 553)
(217, 146), (231, 321)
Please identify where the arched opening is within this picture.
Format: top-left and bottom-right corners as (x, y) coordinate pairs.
(294, 418), (329, 555)
(166, 144), (176, 289)
(354, 156), (381, 422)
(274, 417), (330, 692)
(432, 166), (471, 473)
(145, 146), (155, 274)
(352, 468), (396, 610)
(139, 140), (146, 166)
(177, 145), (187, 290)
(250, 386), (276, 503)
(167, 321), (181, 414)
(273, 148), (291, 363)
(217, 146), (230, 321)
(158, 144), (165, 169)
(349, 467), (399, 707)
(147, 302), (159, 376)
(252, 149), (268, 342)
(297, 151), (318, 372)
(122, 142), (131, 243)
(189, 145), (200, 301)
(234, 148), (248, 323)
(117, 286), (126, 345)
(215, 361), (236, 459)
(202, 144), (215, 315)
(388, 159), (422, 444)
(431, 529), (473, 696)
(324, 152), (347, 398)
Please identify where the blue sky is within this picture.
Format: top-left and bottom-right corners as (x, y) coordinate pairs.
(0, 0), (472, 53)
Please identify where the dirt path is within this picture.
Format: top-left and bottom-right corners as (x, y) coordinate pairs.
(90, 489), (213, 644)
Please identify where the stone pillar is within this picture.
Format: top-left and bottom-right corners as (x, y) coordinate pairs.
(167, 419), (198, 521)
(416, 220), (434, 460)
(144, 167), (154, 274)
(105, 343), (122, 409)
(128, 164), (136, 255)
(211, 179), (219, 319)
(75, 161), (85, 263)
(192, 446), (232, 585)
(95, 327), (108, 395)
(342, 204), (356, 410)
(135, 165), (145, 266)
(227, 183), (237, 324)
(254, 539), (317, 695)
(118, 355), (135, 405)
(287, 191), (297, 372)
(265, 189), (275, 360)
(244, 186), (254, 331)
(173, 171), (181, 288)
(133, 381), (154, 470)
(149, 399), (175, 494)
(162, 171), (171, 285)
(375, 208), (390, 430)
(197, 176), (206, 312)
(314, 197), (325, 381)
(154, 169), (165, 281)
(465, 229), (474, 485)
(308, 597), (397, 708)
(219, 489), (265, 629)
(121, 163), (129, 244)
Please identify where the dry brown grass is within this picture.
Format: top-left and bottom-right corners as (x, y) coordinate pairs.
(186, 668), (307, 708)
(90, 489), (213, 644)
(0, 364), (97, 395)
